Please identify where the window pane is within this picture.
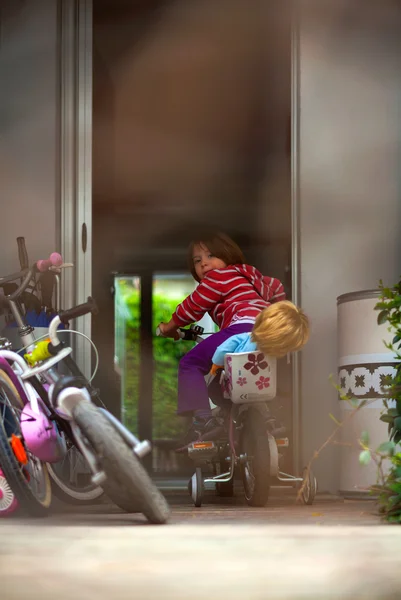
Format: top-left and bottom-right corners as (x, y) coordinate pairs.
(115, 275), (140, 435)
(152, 273), (196, 441)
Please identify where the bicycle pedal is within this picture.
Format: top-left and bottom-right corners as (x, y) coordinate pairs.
(188, 441), (218, 460)
(275, 438), (289, 448)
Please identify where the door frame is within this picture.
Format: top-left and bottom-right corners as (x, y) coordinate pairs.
(60, 0), (93, 376)
(290, 2), (301, 476)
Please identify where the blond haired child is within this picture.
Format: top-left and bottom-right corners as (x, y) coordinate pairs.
(211, 301), (310, 371)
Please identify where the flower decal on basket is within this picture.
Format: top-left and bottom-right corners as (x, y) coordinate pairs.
(255, 376), (270, 390)
(243, 353), (268, 376)
(236, 376), (247, 387)
(226, 355), (233, 376)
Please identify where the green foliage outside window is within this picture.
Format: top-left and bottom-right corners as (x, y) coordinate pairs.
(116, 278), (194, 439)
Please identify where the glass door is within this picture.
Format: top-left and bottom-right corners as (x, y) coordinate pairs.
(114, 275), (141, 435)
(114, 271), (216, 475)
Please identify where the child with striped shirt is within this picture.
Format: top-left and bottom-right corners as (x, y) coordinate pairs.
(157, 232), (305, 447)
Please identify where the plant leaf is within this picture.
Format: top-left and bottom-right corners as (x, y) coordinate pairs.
(359, 450), (371, 466)
(377, 441), (396, 456)
(377, 310), (389, 325)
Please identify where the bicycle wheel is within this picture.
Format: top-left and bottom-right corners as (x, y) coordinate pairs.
(73, 402), (170, 524)
(188, 467), (203, 507)
(299, 467), (317, 505)
(47, 443), (104, 505)
(240, 406), (270, 507)
(0, 371), (51, 517)
(0, 467), (19, 516)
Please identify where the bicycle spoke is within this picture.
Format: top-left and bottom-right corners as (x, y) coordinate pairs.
(0, 389), (22, 435)
(0, 384), (47, 501)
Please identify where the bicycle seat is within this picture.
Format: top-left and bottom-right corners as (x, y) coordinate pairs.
(222, 351), (277, 404)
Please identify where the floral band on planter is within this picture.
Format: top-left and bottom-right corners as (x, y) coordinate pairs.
(338, 362), (397, 399)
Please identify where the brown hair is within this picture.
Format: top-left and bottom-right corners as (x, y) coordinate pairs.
(251, 301), (310, 358)
(188, 232), (245, 282)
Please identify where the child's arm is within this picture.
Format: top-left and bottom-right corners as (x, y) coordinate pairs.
(158, 274), (221, 337)
(172, 272), (223, 327)
(157, 319), (180, 339)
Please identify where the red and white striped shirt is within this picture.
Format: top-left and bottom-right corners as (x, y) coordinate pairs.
(173, 264), (286, 330)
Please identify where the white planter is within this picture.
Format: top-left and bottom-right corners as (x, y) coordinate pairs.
(337, 290), (398, 496)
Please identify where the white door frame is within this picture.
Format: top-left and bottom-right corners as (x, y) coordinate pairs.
(291, 3), (301, 476)
(60, 0), (93, 376)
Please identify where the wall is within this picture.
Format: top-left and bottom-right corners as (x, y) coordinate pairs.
(0, 0), (59, 286)
(299, 1), (401, 492)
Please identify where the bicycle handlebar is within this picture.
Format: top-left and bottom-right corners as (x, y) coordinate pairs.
(58, 296), (98, 325)
(0, 266), (34, 305)
(177, 328), (199, 341)
(155, 325), (205, 342)
(17, 237), (29, 270)
(36, 252), (63, 273)
(0, 247), (66, 306)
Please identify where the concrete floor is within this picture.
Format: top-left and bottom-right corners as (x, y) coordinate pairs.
(1, 491), (401, 600)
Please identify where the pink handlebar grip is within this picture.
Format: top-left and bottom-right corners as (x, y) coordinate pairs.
(36, 252), (63, 272)
(36, 259), (51, 272)
(50, 252), (63, 267)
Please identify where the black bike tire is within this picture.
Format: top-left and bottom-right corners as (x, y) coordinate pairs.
(0, 371), (51, 517)
(240, 406), (271, 507)
(73, 402), (170, 524)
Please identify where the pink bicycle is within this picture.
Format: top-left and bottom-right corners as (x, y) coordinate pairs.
(0, 240), (170, 523)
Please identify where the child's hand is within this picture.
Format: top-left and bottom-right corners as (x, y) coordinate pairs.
(157, 322), (169, 337)
(157, 321), (180, 340)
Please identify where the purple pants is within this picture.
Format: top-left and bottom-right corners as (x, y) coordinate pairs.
(177, 323), (253, 415)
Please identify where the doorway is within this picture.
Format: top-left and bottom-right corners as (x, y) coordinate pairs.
(91, 0), (293, 477)
(114, 272), (217, 474)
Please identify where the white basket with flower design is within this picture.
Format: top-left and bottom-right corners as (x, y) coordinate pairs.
(221, 351), (277, 404)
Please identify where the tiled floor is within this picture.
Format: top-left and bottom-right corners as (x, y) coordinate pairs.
(1, 492), (400, 600)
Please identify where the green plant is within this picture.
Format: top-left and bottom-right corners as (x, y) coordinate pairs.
(116, 278), (195, 440)
(298, 280), (401, 517)
(374, 279), (401, 443)
(364, 278), (401, 522)
(296, 377), (368, 503)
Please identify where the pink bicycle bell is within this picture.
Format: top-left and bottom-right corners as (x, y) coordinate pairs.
(20, 400), (67, 463)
